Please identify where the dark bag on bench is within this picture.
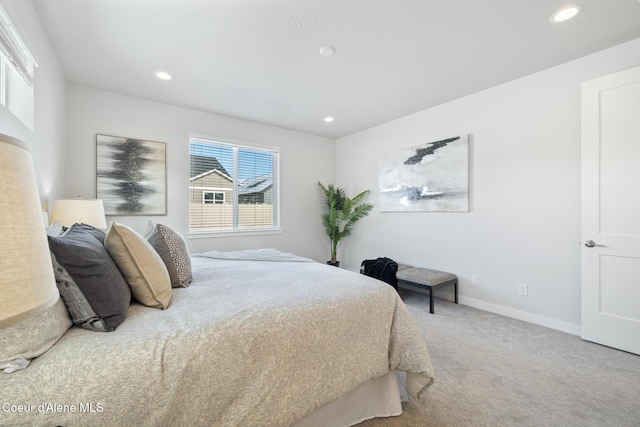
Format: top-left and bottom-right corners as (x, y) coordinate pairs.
(360, 257), (399, 290)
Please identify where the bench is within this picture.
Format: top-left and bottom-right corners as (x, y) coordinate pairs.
(396, 264), (458, 314)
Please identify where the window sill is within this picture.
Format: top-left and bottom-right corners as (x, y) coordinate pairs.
(185, 227), (284, 239)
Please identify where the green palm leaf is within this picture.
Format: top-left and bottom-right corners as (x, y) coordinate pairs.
(318, 182), (373, 263)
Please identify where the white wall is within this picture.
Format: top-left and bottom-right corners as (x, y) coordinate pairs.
(336, 38), (640, 333)
(10, 0), (639, 332)
(65, 85), (335, 261)
(0, 0), (66, 206)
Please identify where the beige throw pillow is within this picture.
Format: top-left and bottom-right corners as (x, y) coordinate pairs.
(105, 222), (172, 309)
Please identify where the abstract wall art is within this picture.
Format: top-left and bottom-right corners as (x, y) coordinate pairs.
(379, 134), (469, 212)
(96, 134), (166, 215)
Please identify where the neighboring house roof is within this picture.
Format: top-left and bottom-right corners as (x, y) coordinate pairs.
(190, 168), (232, 183)
(190, 160), (271, 195)
(239, 174), (272, 195)
(190, 155), (229, 178)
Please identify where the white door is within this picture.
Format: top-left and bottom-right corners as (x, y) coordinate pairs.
(581, 66), (640, 355)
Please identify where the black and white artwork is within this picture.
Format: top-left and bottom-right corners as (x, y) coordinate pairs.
(379, 135), (469, 212)
(97, 134), (166, 215)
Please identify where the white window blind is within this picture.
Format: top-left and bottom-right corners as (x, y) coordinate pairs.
(189, 136), (280, 233)
(0, 3), (35, 130)
(0, 4), (35, 86)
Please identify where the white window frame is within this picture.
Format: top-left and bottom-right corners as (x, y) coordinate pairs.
(0, 3), (36, 129)
(187, 134), (282, 238)
(202, 191), (224, 205)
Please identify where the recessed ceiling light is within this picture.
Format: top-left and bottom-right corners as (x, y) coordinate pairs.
(319, 46), (335, 57)
(155, 71), (172, 80)
(323, 116), (334, 122)
(550, 5), (583, 23)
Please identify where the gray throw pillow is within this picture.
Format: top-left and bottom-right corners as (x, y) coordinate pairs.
(69, 222), (107, 243)
(145, 221), (192, 288)
(48, 224), (131, 332)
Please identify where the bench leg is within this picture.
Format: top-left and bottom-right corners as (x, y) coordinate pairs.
(429, 286), (435, 314)
(454, 280), (458, 304)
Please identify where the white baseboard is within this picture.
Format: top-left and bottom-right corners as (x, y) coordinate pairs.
(458, 296), (581, 336)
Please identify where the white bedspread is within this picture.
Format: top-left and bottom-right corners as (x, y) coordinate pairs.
(0, 250), (434, 427)
(198, 248), (315, 262)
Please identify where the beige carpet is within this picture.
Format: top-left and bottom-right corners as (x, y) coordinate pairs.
(358, 290), (640, 427)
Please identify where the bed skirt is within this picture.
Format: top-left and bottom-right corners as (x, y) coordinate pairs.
(293, 371), (402, 427)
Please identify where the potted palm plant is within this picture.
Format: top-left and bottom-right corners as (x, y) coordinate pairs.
(318, 182), (373, 267)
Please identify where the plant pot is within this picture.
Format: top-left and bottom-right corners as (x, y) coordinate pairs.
(326, 261), (340, 267)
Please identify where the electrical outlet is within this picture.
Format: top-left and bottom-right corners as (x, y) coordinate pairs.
(472, 275), (479, 285)
(518, 283), (528, 296)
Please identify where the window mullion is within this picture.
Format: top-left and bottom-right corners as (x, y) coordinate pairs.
(272, 155), (279, 228)
(232, 147), (239, 229)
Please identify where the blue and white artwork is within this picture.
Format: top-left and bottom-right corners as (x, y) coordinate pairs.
(379, 135), (469, 212)
(97, 134), (166, 215)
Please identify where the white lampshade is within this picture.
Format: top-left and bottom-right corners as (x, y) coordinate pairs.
(0, 134), (59, 328)
(50, 198), (107, 229)
(1, 133), (71, 371)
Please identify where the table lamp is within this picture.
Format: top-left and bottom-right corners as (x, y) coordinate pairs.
(50, 198), (107, 229)
(0, 133), (70, 372)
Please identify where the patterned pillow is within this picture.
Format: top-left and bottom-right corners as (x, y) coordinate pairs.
(48, 224), (131, 332)
(145, 221), (193, 288)
(105, 222), (172, 309)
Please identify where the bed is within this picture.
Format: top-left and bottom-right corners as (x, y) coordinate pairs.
(0, 245), (434, 426)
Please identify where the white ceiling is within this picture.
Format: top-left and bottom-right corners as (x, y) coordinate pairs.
(32, 0), (640, 139)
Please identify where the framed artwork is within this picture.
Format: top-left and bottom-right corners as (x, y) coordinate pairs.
(379, 134), (469, 212)
(96, 134), (166, 215)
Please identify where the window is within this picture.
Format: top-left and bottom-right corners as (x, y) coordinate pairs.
(189, 135), (280, 233)
(203, 191), (224, 204)
(0, 3), (36, 129)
